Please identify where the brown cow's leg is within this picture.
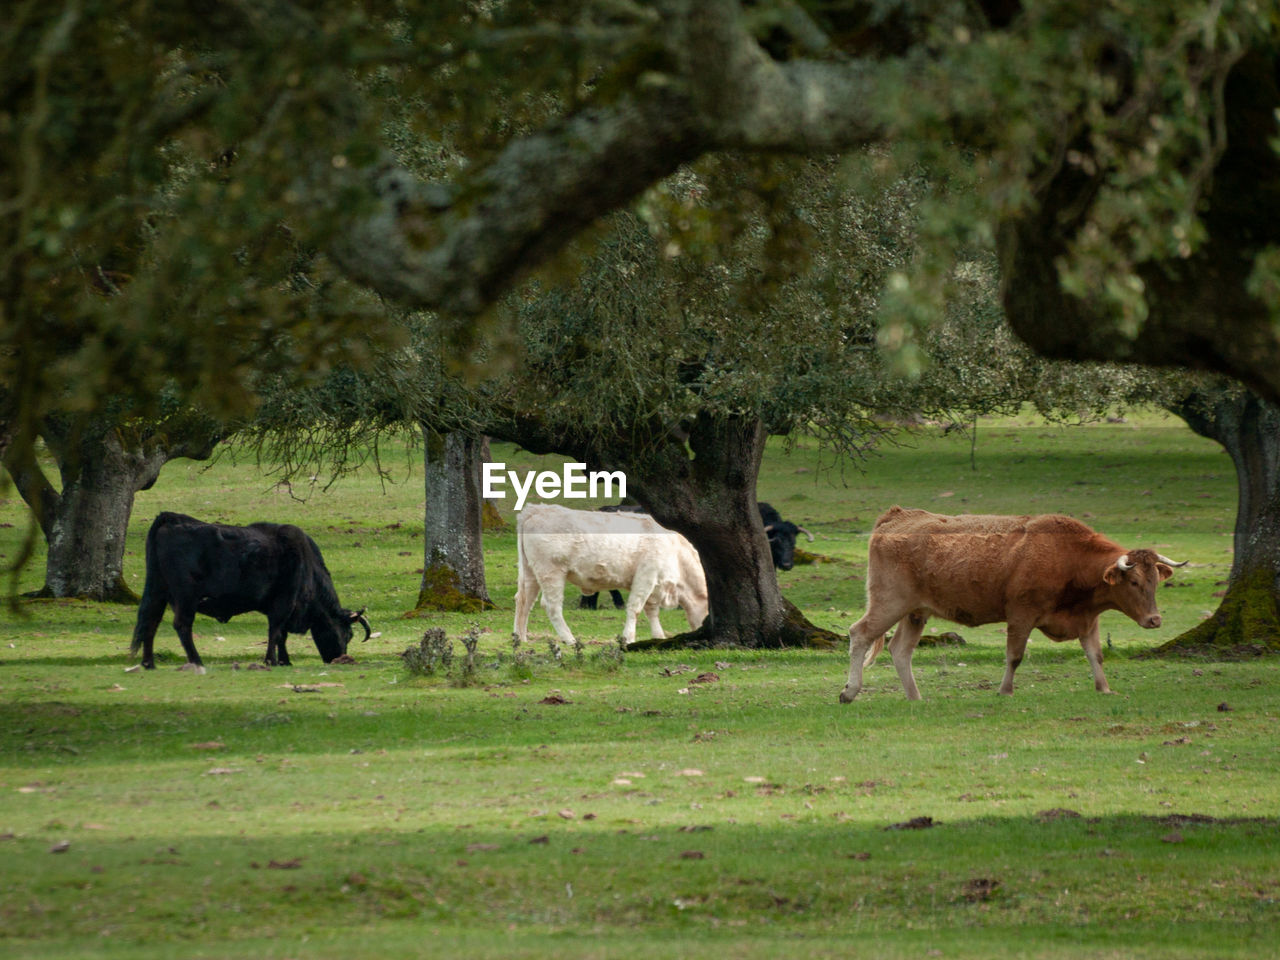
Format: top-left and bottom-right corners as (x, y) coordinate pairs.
(840, 607), (907, 703)
(890, 611), (928, 700)
(999, 623), (1032, 695)
(1078, 623), (1114, 693)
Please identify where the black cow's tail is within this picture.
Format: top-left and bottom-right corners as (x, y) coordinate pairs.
(130, 517), (169, 657)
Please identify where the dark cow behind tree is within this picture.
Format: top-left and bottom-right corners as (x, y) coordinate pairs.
(758, 501), (815, 571)
(579, 500), (813, 610)
(130, 512), (371, 672)
(840, 507), (1185, 703)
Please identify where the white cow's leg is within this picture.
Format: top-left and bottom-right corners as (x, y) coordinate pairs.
(840, 606), (904, 703)
(621, 569), (659, 645)
(512, 572), (541, 644)
(538, 576), (578, 649)
(1078, 621), (1114, 693)
(999, 623), (1032, 695)
(642, 599), (664, 639)
(889, 611), (928, 701)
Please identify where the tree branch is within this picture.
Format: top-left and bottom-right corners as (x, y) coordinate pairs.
(322, 1), (893, 319)
(1, 435), (58, 539)
(681, 0), (887, 151)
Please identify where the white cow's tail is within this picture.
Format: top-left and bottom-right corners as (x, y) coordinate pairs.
(512, 510), (532, 642)
(515, 510), (528, 577)
(863, 632), (888, 668)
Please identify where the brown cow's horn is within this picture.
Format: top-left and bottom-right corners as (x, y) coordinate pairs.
(1116, 555), (1134, 571)
(351, 607), (372, 641)
(1156, 554), (1188, 567)
(797, 526), (815, 542)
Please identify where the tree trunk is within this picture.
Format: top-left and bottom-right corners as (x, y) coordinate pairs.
(3, 416), (222, 603)
(414, 426), (493, 612)
(1156, 390), (1280, 656)
(624, 413), (838, 650)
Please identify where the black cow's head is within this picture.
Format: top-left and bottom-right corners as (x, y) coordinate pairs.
(312, 607), (372, 662)
(759, 502), (814, 571)
(764, 520), (803, 570)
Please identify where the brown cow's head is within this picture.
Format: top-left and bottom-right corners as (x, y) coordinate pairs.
(1102, 550), (1185, 628)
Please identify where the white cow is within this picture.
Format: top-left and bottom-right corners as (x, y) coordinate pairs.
(513, 503), (709, 647)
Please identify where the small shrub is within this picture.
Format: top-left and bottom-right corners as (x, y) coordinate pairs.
(451, 625), (483, 688)
(589, 639), (626, 673)
(403, 628), (454, 677)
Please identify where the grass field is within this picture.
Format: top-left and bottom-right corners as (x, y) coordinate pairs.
(2, 411), (1277, 959)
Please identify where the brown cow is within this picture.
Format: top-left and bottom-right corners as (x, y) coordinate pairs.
(839, 507), (1186, 702)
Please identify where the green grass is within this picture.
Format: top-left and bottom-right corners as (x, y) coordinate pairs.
(3, 410), (1277, 959)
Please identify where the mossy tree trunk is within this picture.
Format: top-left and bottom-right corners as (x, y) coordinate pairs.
(415, 426), (493, 612)
(1157, 390), (1280, 656)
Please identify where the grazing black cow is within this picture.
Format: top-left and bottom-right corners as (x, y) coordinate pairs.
(758, 501), (815, 571)
(130, 512), (371, 672)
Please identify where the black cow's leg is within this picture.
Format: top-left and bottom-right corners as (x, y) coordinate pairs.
(171, 604), (205, 673)
(131, 590), (168, 670)
(610, 590), (625, 609)
(264, 623), (289, 666)
(578, 593), (599, 610)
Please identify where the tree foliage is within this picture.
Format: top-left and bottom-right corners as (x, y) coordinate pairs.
(5, 0), (1275, 451)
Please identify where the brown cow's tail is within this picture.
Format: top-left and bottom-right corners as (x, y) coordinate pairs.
(862, 632), (887, 668)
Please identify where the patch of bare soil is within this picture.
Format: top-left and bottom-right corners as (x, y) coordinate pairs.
(885, 816), (935, 831)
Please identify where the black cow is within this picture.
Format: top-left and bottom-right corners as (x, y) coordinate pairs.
(130, 512), (371, 672)
(758, 501), (814, 571)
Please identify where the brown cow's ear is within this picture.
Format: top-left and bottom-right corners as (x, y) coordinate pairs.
(1156, 563), (1174, 581)
(1103, 563), (1122, 585)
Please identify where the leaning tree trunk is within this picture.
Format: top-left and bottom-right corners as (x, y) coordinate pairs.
(414, 426), (493, 612)
(1156, 389), (1280, 656)
(4, 416), (220, 603)
(624, 413), (837, 650)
